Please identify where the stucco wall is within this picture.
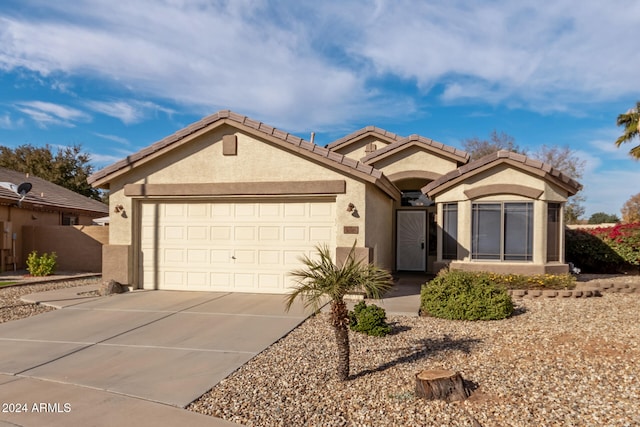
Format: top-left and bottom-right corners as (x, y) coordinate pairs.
(22, 225), (108, 272)
(107, 126), (374, 246)
(371, 146), (459, 177)
(364, 182), (394, 270)
(332, 135), (394, 161)
(104, 126), (396, 285)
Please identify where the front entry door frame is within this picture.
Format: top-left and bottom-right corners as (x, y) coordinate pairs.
(396, 210), (427, 271)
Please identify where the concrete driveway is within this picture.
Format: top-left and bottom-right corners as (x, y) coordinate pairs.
(0, 289), (309, 409)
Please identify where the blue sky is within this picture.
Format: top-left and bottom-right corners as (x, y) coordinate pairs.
(1, 0), (639, 217)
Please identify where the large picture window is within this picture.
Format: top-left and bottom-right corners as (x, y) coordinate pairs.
(472, 202), (533, 261)
(442, 203), (458, 260)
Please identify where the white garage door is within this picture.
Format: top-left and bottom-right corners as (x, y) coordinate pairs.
(140, 200), (335, 293)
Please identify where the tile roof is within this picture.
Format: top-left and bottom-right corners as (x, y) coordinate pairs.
(0, 167), (108, 215)
(88, 110), (399, 199)
(326, 126), (402, 150)
(422, 150), (583, 196)
(361, 134), (470, 164)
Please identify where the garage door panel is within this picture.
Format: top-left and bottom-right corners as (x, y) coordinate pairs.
(258, 226), (280, 240)
(211, 273), (231, 287)
(258, 250), (280, 265)
(310, 226), (333, 242)
(187, 249), (208, 263)
(284, 203), (306, 217)
(235, 226), (256, 240)
(164, 226), (184, 240)
(211, 249), (232, 263)
(258, 274), (281, 288)
(187, 272), (207, 287)
(165, 204), (186, 217)
(164, 249), (184, 263)
(234, 273), (254, 288)
(187, 226), (208, 240)
(211, 226), (231, 240)
(259, 203), (280, 217)
(234, 250), (256, 264)
(187, 204), (209, 217)
(235, 204), (256, 218)
(283, 227), (306, 241)
(141, 201), (335, 293)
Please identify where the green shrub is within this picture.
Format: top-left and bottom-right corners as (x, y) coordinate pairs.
(349, 301), (391, 337)
(26, 251), (57, 276)
(420, 270), (513, 321)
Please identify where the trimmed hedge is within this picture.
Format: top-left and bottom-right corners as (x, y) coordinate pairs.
(420, 270), (513, 321)
(566, 223), (640, 273)
(484, 272), (575, 290)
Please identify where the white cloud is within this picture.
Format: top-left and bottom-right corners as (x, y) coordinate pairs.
(0, 0), (639, 129)
(93, 132), (130, 145)
(89, 152), (129, 167)
(0, 113), (23, 129)
(14, 101), (90, 128)
(87, 99), (175, 125)
(336, 1), (640, 110)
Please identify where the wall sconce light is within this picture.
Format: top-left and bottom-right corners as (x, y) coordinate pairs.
(346, 203), (359, 218)
(114, 204), (124, 213)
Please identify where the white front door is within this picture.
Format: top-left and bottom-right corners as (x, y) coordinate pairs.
(396, 210), (426, 271)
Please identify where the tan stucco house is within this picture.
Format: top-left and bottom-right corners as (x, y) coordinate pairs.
(0, 167), (108, 271)
(88, 110), (581, 293)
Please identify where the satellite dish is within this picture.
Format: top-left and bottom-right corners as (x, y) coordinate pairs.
(0, 181), (33, 206)
(17, 182), (32, 196)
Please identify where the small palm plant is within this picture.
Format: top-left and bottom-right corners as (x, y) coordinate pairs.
(285, 243), (393, 381)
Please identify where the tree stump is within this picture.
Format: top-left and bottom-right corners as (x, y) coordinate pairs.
(415, 369), (469, 402)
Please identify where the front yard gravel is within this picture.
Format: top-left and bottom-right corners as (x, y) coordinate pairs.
(189, 291), (640, 426)
(0, 278), (101, 324)
(2, 276), (638, 426)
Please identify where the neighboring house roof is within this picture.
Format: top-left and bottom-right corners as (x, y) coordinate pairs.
(325, 126), (402, 151)
(0, 167), (108, 215)
(422, 150), (583, 197)
(88, 110), (401, 200)
(361, 134), (470, 165)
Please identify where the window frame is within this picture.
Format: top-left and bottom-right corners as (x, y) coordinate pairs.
(471, 201), (534, 262)
(546, 202), (562, 262)
(442, 203), (458, 260)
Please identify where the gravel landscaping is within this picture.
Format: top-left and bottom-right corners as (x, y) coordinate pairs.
(0, 278), (101, 324)
(189, 279), (640, 427)
(2, 276), (638, 426)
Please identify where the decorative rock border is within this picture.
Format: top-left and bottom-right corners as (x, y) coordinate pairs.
(508, 282), (640, 298)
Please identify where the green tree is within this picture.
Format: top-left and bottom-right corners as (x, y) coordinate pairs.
(588, 212), (620, 224)
(621, 192), (640, 223)
(461, 130), (526, 160)
(0, 144), (101, 200)
(615, 101), (640, 159)
(285, 243), (392, 381)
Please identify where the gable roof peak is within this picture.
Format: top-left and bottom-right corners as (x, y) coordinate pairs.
(423, 150), (582, 197)
(326, 126), (402, 150)
(361, 133), (470, 165)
